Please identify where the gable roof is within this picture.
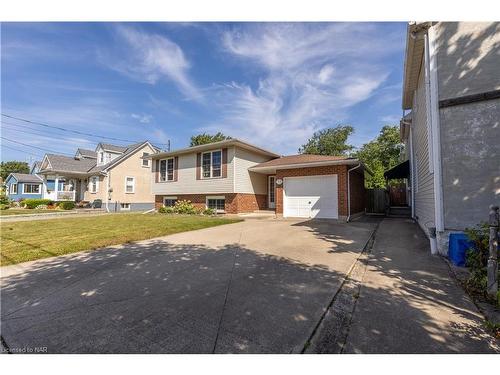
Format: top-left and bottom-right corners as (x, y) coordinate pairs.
(76, 148), (97, 159)
(89, 141), (155, 173)
(30, 161), (41, 174)
(97, 143), (128, 153)
(150, 138), (280, 160)
(40, 154), (97, 174)
(7, 173), (43, 184)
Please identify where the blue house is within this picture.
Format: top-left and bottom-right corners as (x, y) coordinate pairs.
(5, 173), (44, 201)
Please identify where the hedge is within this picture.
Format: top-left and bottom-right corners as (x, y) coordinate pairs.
(23, 199), (53, 209)
(58, 201), (75, 210)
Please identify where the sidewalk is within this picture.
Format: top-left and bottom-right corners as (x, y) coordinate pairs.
(343, 218), (499, 353)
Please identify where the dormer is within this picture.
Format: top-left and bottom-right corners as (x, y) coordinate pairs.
(95, 143), (127, 166)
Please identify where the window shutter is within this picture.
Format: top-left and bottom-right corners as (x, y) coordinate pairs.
(196, 153), (201, 180)
(155, 159), (159, 183)
(174, 156), (179, 181)
(222, 148), (228, 178)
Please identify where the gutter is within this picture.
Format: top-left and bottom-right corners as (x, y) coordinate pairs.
(105, 171), (110, 213)
(347, 163), (362, 222)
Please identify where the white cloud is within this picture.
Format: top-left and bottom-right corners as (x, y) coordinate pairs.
(100, 25), (199, 100)
(131, 113), (153, 124)
(204, 23), (397, 153)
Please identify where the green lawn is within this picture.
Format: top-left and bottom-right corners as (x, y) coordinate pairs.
(0, 209), (47, 216)
(0, 213), (241, 266)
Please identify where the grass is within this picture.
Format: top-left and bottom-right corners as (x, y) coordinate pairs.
(0, 213), (241, 266)
(0, 209), (49, 216)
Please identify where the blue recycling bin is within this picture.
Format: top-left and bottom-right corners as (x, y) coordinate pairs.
(448, 233), (475, 267)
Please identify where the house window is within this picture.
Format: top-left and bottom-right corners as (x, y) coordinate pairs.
(202, 150), (222, 179)
(120, 203), (130, 211)
(90, 177), (99, 193)
(125, 177), (135, 193)
(159, 158), (174, 182)
(163, 196), (178, 207)
(142, 152), (150, 167)
(99, 152), (104, 163)
(207, 196), (225, 212)
(23, 184), (40, 194)
(10, 183), (18, 194)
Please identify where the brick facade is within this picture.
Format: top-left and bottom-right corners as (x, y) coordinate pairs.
(275, 165), (365, 218)
(155, 193), (266, 213)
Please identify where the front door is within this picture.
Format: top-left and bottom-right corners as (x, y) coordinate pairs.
(268, 176), (276, 209)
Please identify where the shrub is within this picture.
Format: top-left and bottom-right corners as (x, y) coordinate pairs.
(173, 200), (197, 215)
(35, 204), (48, 210)
(23, 199), (53, 209)
(203, 208), (216, 216)
(0, 204), (9, 210)
(0, 194), (10, 205)
(58, 201), (75, 210)
(158, 206), (175, 214)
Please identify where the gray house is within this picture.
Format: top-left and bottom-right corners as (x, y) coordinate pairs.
(398, 22), (499, 254)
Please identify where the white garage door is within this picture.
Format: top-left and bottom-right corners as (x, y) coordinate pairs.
(283, 175), (338, 219)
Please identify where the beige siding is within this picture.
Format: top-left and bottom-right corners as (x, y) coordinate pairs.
(234, 147), (273, 194)
(412, 62), (435, 234)
(152, 147), (235, 195)
(107, 144), (156, 203)
(434, 22), (500, 100)
(83, 175), (106, 202)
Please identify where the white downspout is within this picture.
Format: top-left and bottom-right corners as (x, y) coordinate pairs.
(409, 125), (416, 219)
(347, 163), (362, 222)
(105, 172), (110, 213)
(425, 27), (445, 233)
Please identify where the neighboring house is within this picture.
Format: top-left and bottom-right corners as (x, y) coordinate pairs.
(150, 138), (368, 220)
(397, 22), (500, 254)
(5, 173), (43, 200)
(32, 141), (160, 211)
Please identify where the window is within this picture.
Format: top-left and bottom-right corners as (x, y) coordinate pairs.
(159, 158), (174, 182)
(120, 203), (130, 211)
(10, 183), (18, 194)
(23, 184), (40, 194)
(207, 196), (225, 212)
(202, 150), (222, 179)
(125, 177), (135, 193)
(90, 177), (99, 193)
(142, 152), (150, 167)
(99, 152), (104, 163)
(163, 196), (178, 207)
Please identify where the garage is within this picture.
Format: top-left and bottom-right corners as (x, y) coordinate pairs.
(283, 175), (338, 219)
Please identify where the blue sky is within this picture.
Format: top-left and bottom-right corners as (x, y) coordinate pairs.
(1, 22), (406, 163)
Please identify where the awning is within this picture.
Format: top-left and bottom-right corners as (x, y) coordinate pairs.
(384, 160), (410, 180)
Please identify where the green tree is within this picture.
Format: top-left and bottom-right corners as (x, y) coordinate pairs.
(354, 125), (403, 188)
(299, 125), (355, 156)
(190, 132), (231, 147)
(0, 161), (30, 181)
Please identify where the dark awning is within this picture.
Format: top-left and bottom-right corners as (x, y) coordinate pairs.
(384, 160), (410, 180)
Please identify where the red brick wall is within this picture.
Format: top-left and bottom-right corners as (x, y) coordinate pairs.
(155, 193), (266, 213)
(275, 165), (349, 216)
(349, 170), (366, 214)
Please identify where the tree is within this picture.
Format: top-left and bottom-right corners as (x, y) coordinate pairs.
(190, 132), (231, 147)
(0, 161), (30, 181)
(299, 126), (354, 156)
(354, 125), (403, 188)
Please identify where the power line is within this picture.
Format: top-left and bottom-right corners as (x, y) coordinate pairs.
(1, 113), (170, 146)
(2, 121), (75, 139)
(1, 136), (74, 156)
(1, 144), (44, 158)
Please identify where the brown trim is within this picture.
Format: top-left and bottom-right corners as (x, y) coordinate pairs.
(222, 148), (228, 178)
(155, 159), (159, 183)
(439, 89), (500, 108)
(174, 156), (179, 182)
(196, 153), (201, 180)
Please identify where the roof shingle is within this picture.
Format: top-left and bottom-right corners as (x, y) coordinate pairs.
(252, 154), (353, 168)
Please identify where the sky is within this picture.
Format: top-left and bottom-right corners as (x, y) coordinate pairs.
(1, 22), (406, 163)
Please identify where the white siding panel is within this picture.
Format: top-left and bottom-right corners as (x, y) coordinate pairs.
(152, 147), (235, 194)
(234, 147), (272, 194)
(412, 63), (436, 235)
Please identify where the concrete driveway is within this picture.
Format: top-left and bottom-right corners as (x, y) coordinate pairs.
(0, 217), (377, 353)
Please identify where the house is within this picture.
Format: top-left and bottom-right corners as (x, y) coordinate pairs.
(395, 22), (500, 254)
(150, 138), (368, 220)
(5, 173), (44, 200)
(29, 140), (160, 211)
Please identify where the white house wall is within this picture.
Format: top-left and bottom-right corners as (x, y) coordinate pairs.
(233, 147), (272, 194)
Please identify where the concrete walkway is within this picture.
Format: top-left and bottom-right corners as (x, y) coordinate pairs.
(343, 218), (499, 353)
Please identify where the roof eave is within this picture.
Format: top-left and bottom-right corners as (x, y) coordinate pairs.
(248, 159), (363, 174)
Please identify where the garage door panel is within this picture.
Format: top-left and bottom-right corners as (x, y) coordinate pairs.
(283, 175), (338, 219)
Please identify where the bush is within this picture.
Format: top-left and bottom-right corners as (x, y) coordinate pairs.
(35, 204), (48, 210)
(173, 200), (197, 215)
(0, 194), (10, 205)
(0, 204), (9, 210)
(203, 208), (216, 216)
(23, 199), (53, 209)
(58, 201), (75, 210)
(158, 206), (175, 214)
